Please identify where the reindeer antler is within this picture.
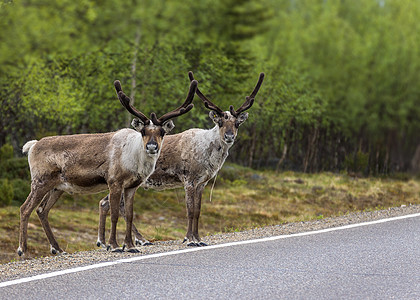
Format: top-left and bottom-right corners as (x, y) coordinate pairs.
(229, 72), (264, 117)
(114, 80), (150, 124)
(188, 71), (225, 116)
(151, 80), (197, 126)
(115, 79), (196, 126)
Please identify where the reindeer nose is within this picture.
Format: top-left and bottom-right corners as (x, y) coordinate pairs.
(146, 142), (158, 154)
(224, 133), (235, 143)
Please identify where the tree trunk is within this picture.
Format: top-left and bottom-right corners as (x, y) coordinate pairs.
(410, 144), (420, 173)
(277, 119), (294, 172)
(248, 123), (257, 168)
(276, 143), (288, 172)
(303, 126), (318, 173)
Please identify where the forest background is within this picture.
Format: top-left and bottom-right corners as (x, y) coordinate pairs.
(1, 0), (420, 203)
(2, 0), (420, 173)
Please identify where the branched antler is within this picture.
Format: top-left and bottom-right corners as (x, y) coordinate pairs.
(114, 79), (197, 126)
(230, 73), (264, 117)
(114, 80), (150, 124)
(151, 80), (197, 126)
(188, 71), (264, 118)
(188, 71), (225, 116)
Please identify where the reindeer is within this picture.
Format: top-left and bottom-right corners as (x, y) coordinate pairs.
(97, 72), (264, 246)
(17, 79), (197, 256)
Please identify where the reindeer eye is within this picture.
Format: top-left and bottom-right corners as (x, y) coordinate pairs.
(140, 128), (146, 136)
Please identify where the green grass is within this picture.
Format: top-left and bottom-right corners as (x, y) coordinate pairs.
(1, 164), (419, 263)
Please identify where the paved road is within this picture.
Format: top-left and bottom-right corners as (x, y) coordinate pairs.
(1, 215), (419, 299)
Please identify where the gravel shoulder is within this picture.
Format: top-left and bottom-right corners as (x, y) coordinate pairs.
(1, 204), (418, 282)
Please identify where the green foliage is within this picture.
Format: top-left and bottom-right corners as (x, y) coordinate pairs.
(0, 144), (30, 185)
(344, 151), (370, 174)
(0, 144), (14, 161)
(0, 0), (419, 174)
(0, 144), (27, 206)
(10, 178), (31, 205)
(0, 157), (30, 180)
(0, 179), (14, 207)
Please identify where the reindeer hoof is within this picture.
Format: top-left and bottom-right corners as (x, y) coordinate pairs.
(184, 238), (199, 246)
(136, 240), (153, 246)
(198, 242), (208, 247)
(97, 241), (107, 249)
(50, 246), (64, 255)
(106, 245), (123, 252)
(126, 248), (140, 253)
(111, 248), (123, 253)
(17, 248), (24, 256)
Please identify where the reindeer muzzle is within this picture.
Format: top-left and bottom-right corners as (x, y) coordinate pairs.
(146, 142), (159, 155)
(224, 133), (235, 144)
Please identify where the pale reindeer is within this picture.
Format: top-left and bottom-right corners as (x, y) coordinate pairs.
(97, 72), (264, 246)
(17, 79), (197, 256)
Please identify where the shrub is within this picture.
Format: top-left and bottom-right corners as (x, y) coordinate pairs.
(0, 179), (14, 207)
(344, 151), (369, 174)
(0, 144), (14, 161)
(0, 157), (30, 180)
(11, 178), (31, 205)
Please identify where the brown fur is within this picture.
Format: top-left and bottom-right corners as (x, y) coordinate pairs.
(98, 112), (248, 247)
(18, 127), (165, 256)
(18, 78), (198, 256)
(97, 72), (264, 247)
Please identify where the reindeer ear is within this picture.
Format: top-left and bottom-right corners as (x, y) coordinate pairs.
(236, 112), (249, 126)
(209, 110), (221, 124)
(131, 118), (145, 131)
(162, 120), (175, 133)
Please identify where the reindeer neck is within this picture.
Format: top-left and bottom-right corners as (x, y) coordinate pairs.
(118, 129), (158, 179)
(197, 125), (231, 169)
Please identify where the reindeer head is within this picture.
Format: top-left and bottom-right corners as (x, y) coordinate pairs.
(188, 72), (264, 146)
(114, 79), (197, 155)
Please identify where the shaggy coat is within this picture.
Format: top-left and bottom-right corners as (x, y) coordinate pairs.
(17, 78), (197, 256)
(98, 72), (264, 246)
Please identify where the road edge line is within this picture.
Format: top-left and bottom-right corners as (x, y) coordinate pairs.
(1, 212), (419, 288)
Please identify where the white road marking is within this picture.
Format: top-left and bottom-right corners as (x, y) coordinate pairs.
(1, 212), (419, 288)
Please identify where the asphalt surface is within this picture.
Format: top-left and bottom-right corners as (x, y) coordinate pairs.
(1, 215), (419, 299)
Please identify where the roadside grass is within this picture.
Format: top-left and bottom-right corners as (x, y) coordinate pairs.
(1, 164), (419, 264)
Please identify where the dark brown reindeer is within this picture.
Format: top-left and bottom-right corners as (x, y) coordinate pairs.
(17, 79), (197, 256)
(97, 72), (265, 246)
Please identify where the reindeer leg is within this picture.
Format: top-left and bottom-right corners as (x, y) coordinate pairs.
(18, 179), (57, 256)
(98, 194), (151, 248)
(118, 194), (152, 246)
(36, 189), (65, 254)
(193, 184), (207, 247)
(122, 199), (153, 246)
(97, 195), (110, 248)
(122, 187), (139, 253)
(107, 186), (123, 252)
(183, 184), (198, 246)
